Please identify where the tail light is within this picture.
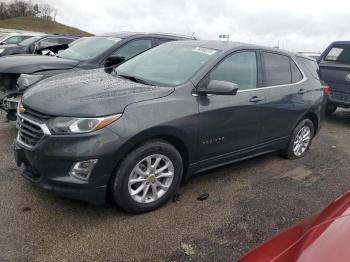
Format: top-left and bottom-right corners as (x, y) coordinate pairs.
(323, 85), (330, 97)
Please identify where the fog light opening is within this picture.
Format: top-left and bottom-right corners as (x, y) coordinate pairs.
(69, 159), (98, 180)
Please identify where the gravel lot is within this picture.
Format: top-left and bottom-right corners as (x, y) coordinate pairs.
(1, 110), (350, 261)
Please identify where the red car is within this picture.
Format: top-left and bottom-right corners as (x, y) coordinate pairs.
(238, 190), (350, 262)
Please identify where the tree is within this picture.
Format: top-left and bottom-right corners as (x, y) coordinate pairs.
(0, 0), (55, 20)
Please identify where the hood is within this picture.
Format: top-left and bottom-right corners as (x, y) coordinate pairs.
(0, 54), (79, 74)
(23, 69), (175, 117)
(239, 190), (350, 262)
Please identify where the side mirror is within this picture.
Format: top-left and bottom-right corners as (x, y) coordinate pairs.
(198, 80), (239, 95)
(104, 55), (125, 68)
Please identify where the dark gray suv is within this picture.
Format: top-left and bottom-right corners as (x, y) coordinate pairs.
(15, 41), (326, 213)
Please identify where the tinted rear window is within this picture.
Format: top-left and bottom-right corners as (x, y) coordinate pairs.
(291, 60), (303, 83)
(324, 46), (350, 64)
(262, 52), (291, 86)
(296, 56), (319, 80)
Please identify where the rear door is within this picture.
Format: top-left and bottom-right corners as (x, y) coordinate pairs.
(261, 51), (308, 141)
(319, 44), (350, 103)
(197, 50), (269, 161)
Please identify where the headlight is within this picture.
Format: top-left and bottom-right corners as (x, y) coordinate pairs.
(48, 114), (122, 134)
(17, 74), (44, 91)
(0, 48), (5, 54)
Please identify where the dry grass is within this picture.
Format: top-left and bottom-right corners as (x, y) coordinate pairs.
(0, 16), (93, 36)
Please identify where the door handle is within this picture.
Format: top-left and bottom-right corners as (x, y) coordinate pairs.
(249, 96), (264, 103)
(298, 89), (307, 95)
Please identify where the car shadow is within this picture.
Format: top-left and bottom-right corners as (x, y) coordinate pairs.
(325, 109), (350, 127)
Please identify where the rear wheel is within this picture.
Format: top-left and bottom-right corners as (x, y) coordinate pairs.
(325, 102), (337, 115)
(111, 139), (183, 213)
(279, 119), (314, 159)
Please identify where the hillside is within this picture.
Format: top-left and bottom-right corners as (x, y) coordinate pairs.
(0, 16), (93, 36)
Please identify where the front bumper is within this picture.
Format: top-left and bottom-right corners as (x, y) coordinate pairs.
(15, 124), (126, 205)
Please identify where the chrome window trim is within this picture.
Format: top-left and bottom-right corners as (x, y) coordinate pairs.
(237, 56), (307, 93)
(191, 52), (307, 96)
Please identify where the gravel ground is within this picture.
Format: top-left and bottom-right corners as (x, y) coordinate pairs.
(0, 110), (350, 261)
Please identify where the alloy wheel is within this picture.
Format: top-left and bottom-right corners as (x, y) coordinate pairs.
(128, 154), (174, 203)
(293, 126), (311, 156)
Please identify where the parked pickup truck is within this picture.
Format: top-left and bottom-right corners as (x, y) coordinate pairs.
(318, 41), (350, 114)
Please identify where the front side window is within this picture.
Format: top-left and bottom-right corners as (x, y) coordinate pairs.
(263, 52), (291, 86)
(324, 46), (350, 64)
(209, 51), (257, 90)
(38, 37), (60, 47)
(116, 44), (219, 86)
(112, 39), (152, 60)
(58, 38), (76, 45)
(58, 37), (121, 61)
(19, 36), (41, 47)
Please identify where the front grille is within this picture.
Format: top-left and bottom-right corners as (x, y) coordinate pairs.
(17, 115), (45, 147)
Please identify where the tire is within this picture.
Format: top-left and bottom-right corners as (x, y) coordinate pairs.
(279, 119), (314, 159)
(325, 103), (337, 115)
(111, 139), (183, 213)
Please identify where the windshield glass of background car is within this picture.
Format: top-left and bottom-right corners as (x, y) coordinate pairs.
(116, 44), (219, 86)
(19, 36), (41, 46)
(58, 37), (121, 61)
(324, 46), (350, 64)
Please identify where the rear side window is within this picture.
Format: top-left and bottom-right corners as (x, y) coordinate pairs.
(290, 60), (303, 83)
(262, 52), (291, 86)
(296, 57), (319, 80)
(324, 46), (350, 64)
(209, 51), (257, 90)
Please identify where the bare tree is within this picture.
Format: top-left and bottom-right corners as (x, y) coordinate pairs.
(39, 3), (52, 20)
(0, 0), (54, 20)
(52, 7), (57, 21)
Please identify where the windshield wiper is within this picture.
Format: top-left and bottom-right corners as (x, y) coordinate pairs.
(117, 73), (154, 86)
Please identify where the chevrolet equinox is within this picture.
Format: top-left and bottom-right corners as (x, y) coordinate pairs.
(15, 41), (326, 213)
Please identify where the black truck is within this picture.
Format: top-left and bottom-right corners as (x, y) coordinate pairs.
(318, 41), (350, 114)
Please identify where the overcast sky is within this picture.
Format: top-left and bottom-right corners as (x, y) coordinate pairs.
(12, 0), (350, 52)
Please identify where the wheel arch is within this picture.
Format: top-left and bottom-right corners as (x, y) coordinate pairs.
(105, 127), (193, 202)
(297, 111), (319, 136)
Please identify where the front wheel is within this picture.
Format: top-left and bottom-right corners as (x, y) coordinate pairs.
(111, 139), (183, 213)
(279, 119), (314, 159)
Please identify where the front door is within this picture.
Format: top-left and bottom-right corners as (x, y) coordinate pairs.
(197, 51), (268, 161)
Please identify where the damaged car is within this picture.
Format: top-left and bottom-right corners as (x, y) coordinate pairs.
(0, 34), (79, 57)
(0, 32), (195, 120)
(15, 40), (325, 213)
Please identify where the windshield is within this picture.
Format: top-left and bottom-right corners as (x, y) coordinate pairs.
(19, 36), (41, 47)
(58, 37), (122, 61)
(116, 44), (219, 86)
